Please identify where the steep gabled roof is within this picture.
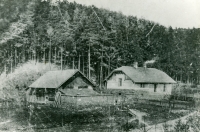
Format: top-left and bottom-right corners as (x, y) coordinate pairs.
(105, 66), (176, 84)
(29, 69), (95, 88)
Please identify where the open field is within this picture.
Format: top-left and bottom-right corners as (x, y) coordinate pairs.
(0, 100), (195, 132)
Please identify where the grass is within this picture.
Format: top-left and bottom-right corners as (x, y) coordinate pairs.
(0, 100), (193, 132)
(19, 102), (190, 130)
(132, 103), (191, 125)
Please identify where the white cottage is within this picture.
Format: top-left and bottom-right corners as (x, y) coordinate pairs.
(104, 64), (176, 95)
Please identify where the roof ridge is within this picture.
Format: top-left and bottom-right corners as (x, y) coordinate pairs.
(106, 65), (176, 84)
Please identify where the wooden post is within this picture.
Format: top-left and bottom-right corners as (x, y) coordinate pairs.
(144, 116), (146, 132)
(62, 110), (63, 127)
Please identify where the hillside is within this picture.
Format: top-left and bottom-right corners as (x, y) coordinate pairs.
(0, 0), (200, 87)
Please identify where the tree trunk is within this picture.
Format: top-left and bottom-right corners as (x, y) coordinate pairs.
(82, 53), (84, 74)
(78, 54), (80, 70)
(11, 51), (13, 73)
(61, 47), (63, 70)
(72, 57), (74, 69)
(100, 51), (103, 89)
(43, 49), (46, 64)
(108, 57), (110, 74)
(54, 47), (56, 64)
(88, 44), (90, 79)
(4, 63), (7, 76)
(180, 69), (182, 83)
(23, 44), (25, 63)
(15, 48), (17, 68)
(34, 47), (36, 63)
(49, 36), (51, 64)
(121, 33), (124, 61)
(187, 74), (190, 84)
(33, 31), (37, 63)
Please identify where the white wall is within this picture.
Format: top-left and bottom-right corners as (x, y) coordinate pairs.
(107, 73), (135, 89)
(106, 73), (173, 94)
(64, 77), (93, 89)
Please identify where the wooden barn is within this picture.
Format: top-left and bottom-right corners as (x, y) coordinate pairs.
(104, 64), (176, 95)
(26, 69), (96, 104)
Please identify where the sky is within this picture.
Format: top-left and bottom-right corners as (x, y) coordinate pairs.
(66, 0), (200, 29)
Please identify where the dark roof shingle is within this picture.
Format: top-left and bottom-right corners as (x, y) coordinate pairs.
(29, 69), (94, 88)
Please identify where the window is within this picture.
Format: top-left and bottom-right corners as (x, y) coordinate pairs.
(46, 89), (56, 95)
(140, 84), (145, 88)
(65, 86), (74, 89)
(154, 84), (157, 92)
(163, 84), (166, 92)
(118, 78), (122, 86)
(78, 86), (88, 89)
(36, 88), (45, 97)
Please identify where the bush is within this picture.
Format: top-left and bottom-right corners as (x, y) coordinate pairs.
(0, 61), (60, 106)
(174, 119), (189, 132)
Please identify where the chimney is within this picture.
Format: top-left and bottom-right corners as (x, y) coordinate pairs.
(143, 62), (147, 69)
(133, 62), (138, 69)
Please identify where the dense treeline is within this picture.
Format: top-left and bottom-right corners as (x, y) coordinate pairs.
(0, 0), (200, 86)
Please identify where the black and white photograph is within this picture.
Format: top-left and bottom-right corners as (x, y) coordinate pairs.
(0, 0), (200, 131)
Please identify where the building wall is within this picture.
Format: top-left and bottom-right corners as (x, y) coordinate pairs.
(63, 77), (93, 90)
(27, 76), (94, 103)
(134, 84), (172, 94)
(107, 73), (135, 89)
(106, 73), (172, 94)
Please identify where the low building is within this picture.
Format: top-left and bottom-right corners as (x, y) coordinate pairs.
(104, 64), (176, 95)
(26, 69), (96, 104)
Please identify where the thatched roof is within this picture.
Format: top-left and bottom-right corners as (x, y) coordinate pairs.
(105, 66), (176, 84)
(29, 69), (94, 88)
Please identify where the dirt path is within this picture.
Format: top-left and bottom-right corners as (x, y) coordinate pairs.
(131, 111), (197, 132)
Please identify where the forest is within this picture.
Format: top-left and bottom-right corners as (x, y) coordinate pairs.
(0, 0), (200, 87)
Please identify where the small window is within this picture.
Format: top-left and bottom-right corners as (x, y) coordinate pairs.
(118, 78), (122, 86)
(78, 86), (88, 89)
(65, 86), (74, 89)
(140, 84), (145, 88)
(163, 84), (166, 92)
(36, 88), (45, 97)
(46, 89), (56, 95)
(154, 84), (157, 92)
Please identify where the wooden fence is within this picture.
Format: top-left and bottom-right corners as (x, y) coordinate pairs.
(51, 93), (196, 109)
